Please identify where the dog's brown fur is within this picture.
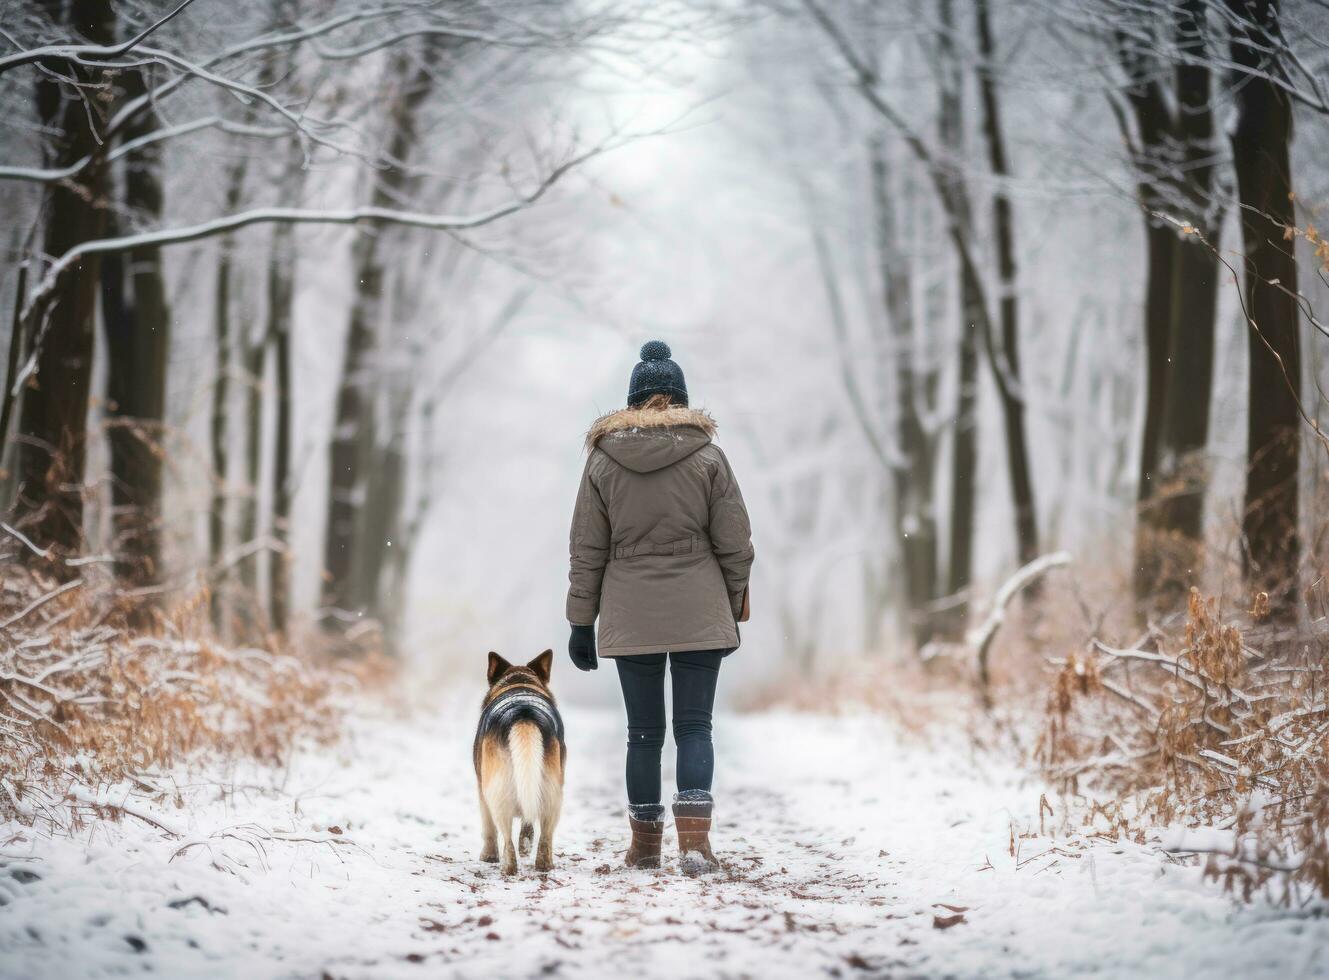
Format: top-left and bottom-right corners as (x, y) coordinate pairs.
(473, 650), (565, 875)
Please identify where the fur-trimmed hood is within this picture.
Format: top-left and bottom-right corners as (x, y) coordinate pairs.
(586, 405), (717, 447)
(585, 406), (717, 474)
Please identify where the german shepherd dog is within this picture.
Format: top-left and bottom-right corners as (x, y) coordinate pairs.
(474, 650), (565, 875)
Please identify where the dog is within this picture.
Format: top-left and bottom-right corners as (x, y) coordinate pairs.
(473, 649), (565, 875)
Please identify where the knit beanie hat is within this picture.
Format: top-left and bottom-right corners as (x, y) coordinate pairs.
(627, 341), (688, 408)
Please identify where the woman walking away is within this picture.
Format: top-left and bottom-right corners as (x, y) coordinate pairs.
(565, 341), (754, 875)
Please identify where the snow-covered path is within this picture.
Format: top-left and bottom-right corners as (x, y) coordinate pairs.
(3, 693), (1327, 979)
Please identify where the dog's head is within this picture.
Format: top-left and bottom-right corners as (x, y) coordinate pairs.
(486, 649), (554, 695)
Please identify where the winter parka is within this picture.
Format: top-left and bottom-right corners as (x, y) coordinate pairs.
(566, 405), (754, 657)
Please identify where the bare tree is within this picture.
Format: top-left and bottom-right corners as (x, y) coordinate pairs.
(321, 45), (441, 626)
(870, 137), (942, 649)
(973, 0), (1038, 575)
(266, 192), (298, 633)
(1155, 0), (1221, 547)
(1110, 21), (1179, 593)
(12, 0), (115, 570)
(801, 0), (1041, 596)
(208, 145), (248, 627)
(101, 64), (172, 585)
(1227, 0), (1302, 610)
(933, 0), (983, 623)
(1107, 0), (1223, 607)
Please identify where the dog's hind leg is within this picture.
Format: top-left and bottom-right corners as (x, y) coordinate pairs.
(482, 757), (518, 875)
(518, 822), (534, 857)
(486, 804), (517, 876)
(498, 820), (518, 876)
(535, 808), (559, 873)
(487, 790), (518, 876)
(535, 775), (562, 873)
(478, 797), (498, 863)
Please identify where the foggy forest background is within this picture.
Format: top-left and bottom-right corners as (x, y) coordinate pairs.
(2, 0), (1329, 941)
(2, 0), (1328, 697)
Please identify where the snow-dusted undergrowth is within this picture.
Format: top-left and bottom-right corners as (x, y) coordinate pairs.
(0, 565), (358, 838)
(2, 689), (1327, 979)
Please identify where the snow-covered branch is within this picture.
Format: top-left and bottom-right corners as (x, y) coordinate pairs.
(967, 552), (1073, 654)
(0, 115), (286, 183)
(2, 3), (590, 185)
(0, 0), (200, 75)
(798, 0), (1029, 409)
(968, 552), (1071, 701)
(12, 135), (621, 395)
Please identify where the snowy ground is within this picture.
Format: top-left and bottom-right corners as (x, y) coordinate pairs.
(3, 688), (1327, 980)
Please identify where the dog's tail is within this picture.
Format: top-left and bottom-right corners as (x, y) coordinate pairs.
(507, 720), (545, 821)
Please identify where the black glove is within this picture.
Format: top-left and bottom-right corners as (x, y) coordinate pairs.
(568, 624), (597, 671)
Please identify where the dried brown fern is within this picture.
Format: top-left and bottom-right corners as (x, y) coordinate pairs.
(1039, 586), (1329, 904)
(0, 562), (372, 834)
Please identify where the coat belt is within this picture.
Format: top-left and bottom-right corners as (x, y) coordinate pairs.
(613, 534), (711, 560)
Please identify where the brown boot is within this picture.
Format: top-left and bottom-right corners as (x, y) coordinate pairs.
(625, 815), (664, 869)
(673, 794), (720, 875)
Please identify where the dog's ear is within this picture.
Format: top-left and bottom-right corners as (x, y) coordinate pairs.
(487, 652), (511, 685)
(528, 649), (554, 684)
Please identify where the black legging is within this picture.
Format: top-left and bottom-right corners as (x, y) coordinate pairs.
(614, 650), (723, 810)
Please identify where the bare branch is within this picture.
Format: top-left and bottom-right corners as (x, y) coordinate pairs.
(13, 136), (623, 396)
(0, 0), (201, 75)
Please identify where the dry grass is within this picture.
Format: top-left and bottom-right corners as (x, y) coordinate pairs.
(0, 562), (380, 833)
(1041, 586), (1329, 904)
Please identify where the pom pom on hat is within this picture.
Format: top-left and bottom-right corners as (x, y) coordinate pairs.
(627, 340), (688, 407)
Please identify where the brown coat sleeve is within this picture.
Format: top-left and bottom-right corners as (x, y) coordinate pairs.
(708, 447), (754, 618)
(566, 453), (610, 625)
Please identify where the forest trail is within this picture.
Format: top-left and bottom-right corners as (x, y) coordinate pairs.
(2, 694), (1326, 980)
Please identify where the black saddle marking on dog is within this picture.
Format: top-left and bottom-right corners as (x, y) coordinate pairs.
(478, 686), (565, 745)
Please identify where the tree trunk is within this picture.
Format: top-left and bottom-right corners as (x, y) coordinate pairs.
(1150, 0), (1222, 600)
(102, 66), (171, 584)
(947, 277), (981, 609)
(1116, 30), (1185, 605)
(1157, 238), (1218, 536)
(974, 0), (1038, 566)
(358, 438), (406, 648)
(381, 396), (437, 656)
(870, 140), (938, 651)
(210, 247), (233, 574)
(323, 256), (379, 618)
(267, 222), (294, 632)
(937, 0), (977, 634)
(238, 336), (266, 611)
(0, 260), (30, 498)
(237, 21), (296, 633)
(13, 0), (115, 566)
(1228, 0), (1302, 610)
(1133, 223), (1178, 598)
(322, 52), (435, 623)
(209, 157), (249, 627)
(1136, 225), (1176, 513)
